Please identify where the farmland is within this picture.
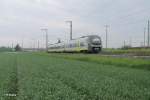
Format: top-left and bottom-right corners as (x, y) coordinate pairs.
(0, 52), (150, 100)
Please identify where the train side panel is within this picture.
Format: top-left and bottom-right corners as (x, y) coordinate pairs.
(48, 35), (102, 53)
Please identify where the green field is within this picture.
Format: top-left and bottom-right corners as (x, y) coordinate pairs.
(0, 52), (150, 100)
(103, 48), (150, 56)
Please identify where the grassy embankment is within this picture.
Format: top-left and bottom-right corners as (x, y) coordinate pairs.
(103, 48), (150, 56)
(47, 53), (150, 71)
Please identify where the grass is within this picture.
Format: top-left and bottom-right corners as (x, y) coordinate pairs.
(48, 53), (150, 70)
(0, 47), (12, 52)
(0, 52), (150, 100)
(103, 48), (150, 56)
(0, 53), (18, 100)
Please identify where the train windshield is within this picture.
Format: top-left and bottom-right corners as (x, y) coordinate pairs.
(88, 36), (101, 45)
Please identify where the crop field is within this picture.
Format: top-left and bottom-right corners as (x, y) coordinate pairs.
(0, 52), (150, 100)
(103, 48), (150, 56)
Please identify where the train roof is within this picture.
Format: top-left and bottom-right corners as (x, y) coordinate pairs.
(48, 35), (101, 45)
(80, 35), (100, 38)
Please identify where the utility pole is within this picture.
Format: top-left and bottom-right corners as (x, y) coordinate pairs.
(144, 27), (146, 47)
(38, 40), (39, 51)
(148, 20), (150, 47)
(41, 28), (48, 52)
(104, 25), (109, 48)
(66, 21), (73, 40)
(12, 43), (14, 51)
(140, 42), (143, 47)
(21, 39), (24, 51)
(129, 38), (132, 47)
(31, 39), (35, 51)
(124, 40), (126, 48)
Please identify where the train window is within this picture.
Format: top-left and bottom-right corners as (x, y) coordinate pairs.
(62, 45), (65, 48)
(66, 42), (77, 48)
(69, 44), (72, 48)
(67, 44), (70, 48)
(72, 43), (76, 47)
(80, 42), (85, 47)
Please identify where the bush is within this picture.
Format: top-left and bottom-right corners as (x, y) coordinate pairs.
(15, 44), (22, 51)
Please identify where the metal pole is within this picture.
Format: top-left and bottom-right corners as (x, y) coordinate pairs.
(22, 39), (24, 51)
(41, 29), (48, 51)
(129, 38), (132, 47)
(66, 21), (73, 40)
(144, 27), (146, 47)
(105, 25), (109, 48)
(148, 20), (150, 47)
(124, 40), (126, 48)
(70, 21), (72, 40)
(38, 40), (39, 51)
(46, 30), (48, 51)
(12, 43), (14, 51)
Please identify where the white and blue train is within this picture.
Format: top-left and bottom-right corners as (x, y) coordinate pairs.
(48, 35), (102, 53)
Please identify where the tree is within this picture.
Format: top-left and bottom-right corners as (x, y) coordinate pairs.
(15, 44), (22, 51)
(58, 38), (61, 43)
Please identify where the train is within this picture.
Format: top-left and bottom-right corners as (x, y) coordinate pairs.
(48, 35), (102, 53)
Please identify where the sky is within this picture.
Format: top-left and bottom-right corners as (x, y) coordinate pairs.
(0, 0), (150, 48)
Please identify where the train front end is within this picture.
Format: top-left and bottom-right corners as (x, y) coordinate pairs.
(88, 35), (102, 53)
